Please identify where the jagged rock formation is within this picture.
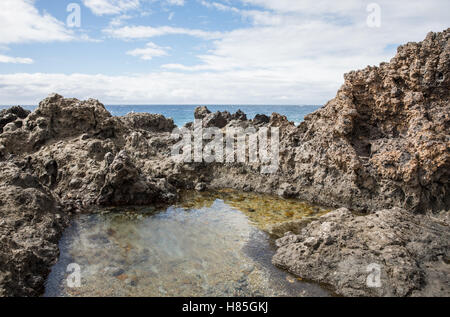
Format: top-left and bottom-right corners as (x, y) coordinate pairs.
(192, 29), (449, 213)
(0, 29), (448, 297)
(271, 29), (449, 296)
(194, 106), (211, 119)
(119, 113), (175, 132)
(97, 150), (177, 206)
(283, 29), (449, 213)
(0, 106), (30, 133)
(0, 162), (68, 296)
(0, 95), (178, 296)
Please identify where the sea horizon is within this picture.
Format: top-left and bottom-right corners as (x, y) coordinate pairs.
(1, 104), (321, 127)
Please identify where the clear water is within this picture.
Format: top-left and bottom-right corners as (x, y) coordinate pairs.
(44, 190), (331, 297)
(1, 105), (320, 127)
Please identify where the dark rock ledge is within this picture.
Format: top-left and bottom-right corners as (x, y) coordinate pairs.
(0, 29), (448, 297)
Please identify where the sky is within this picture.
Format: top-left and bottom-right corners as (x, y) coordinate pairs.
(0, 0), (448, 105)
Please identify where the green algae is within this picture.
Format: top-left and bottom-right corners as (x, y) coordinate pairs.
(44, 190), (332, 297)
(176, 189), (332, 231)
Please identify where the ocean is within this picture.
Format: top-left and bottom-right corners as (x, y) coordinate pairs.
(0, 105), (321, 127)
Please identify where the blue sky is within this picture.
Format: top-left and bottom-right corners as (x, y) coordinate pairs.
(1, 0), (254, 74)
(0, 0), (448, 104)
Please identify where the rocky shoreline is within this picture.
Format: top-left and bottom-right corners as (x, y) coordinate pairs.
(0, 29), (448, 297)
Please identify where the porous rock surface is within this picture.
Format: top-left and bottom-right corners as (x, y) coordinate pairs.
(0, 29), (448, 297)
(0, 95), (178, 296)
(0, 106), (30, 133)
(271, 29), (449, 297)
(273, 208), (449, 296)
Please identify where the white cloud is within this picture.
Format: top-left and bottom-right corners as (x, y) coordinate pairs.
(165, 0), (185, 6)
(83, 0), (185, 16)
(1, 0), (449, 106)
(100, 0), (449, 105)
(126, 42), (170, 60)
(105, 25), (223, 39)
(82, 0), (140, 16)
(0, 71), (336, 105)
(241, 0), (450, 20)
(240, 0), (364, 15)
(167, 0), (450, 86)
(0, 0), (73, 45)
(109, 14), (133, 27)
(0, 54), (33, 64)
(199, 1), (282, 25)
(199, 1), (240, 13)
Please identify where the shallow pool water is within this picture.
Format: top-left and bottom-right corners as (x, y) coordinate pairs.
(44, 190), (331, 297)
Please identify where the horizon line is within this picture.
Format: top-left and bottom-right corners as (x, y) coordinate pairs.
(0, 104), (322, 107)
